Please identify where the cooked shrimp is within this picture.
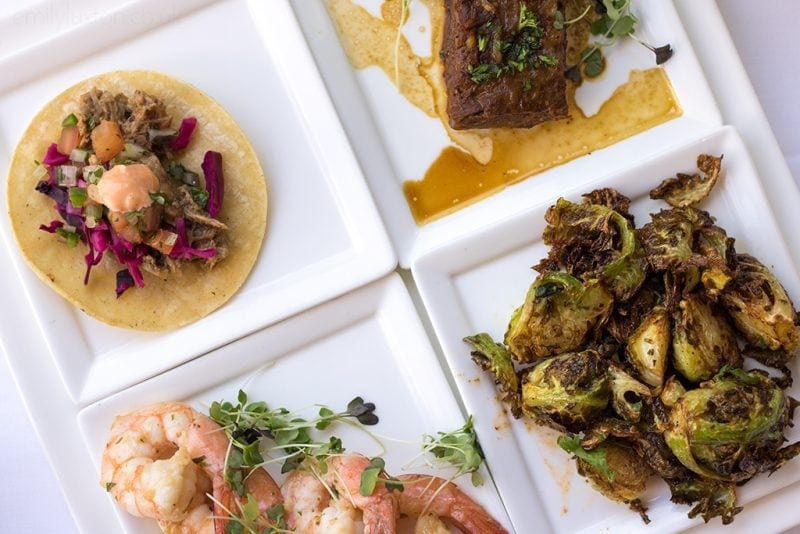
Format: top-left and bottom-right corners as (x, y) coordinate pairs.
(414, 513), (450, 534)
(326, 454), (398, 534)
(281, 455), (396, 534)
(282, 468), (357, 533)
(395, 475), (507, 534)
(100, 401), (282, 532)
(159, 503), (214, 534)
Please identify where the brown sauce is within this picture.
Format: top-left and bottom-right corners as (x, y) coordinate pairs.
(327, 0), (683, 225)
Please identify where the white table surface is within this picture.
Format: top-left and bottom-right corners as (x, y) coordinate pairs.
(2, 1), (799, 532)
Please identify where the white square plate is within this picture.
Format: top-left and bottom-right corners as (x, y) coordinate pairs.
(0, 0), (395, 404)
(74, 274), (511, 533)
(291, 0), (722, 266)
(412, 126), (800, 533)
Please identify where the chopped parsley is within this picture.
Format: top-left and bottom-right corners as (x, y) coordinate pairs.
(468, 4), (557, 84)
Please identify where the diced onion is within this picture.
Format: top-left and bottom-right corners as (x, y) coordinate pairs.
(70, 148), (89, 163)
(83, 165), (104, 183)
(118, 143), (148, 161)
(57, 165), (78, 186)
(32, 164), (48, 180)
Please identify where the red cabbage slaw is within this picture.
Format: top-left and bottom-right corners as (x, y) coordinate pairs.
(35, 116), (226, 297)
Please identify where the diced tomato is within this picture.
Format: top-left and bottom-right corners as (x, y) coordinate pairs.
(91, 120), (125, 163)
(147, 228), (178, 255)
(58, 126), (81, 155)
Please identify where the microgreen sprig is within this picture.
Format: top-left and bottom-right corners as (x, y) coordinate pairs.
(209, 391), (381, 494)
(563, 0), (673, 83)
(393, 0), (412, 88)
(212, 493), (291, 534)
(381, 415), (486, 492)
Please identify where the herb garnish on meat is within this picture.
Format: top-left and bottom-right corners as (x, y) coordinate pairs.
(468, 4), (559, 84)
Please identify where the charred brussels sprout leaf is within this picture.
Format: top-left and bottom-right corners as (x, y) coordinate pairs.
(626, 305), (670, 388)
(465, 333), (521, 417)
(721, 254), (800, 353)
(609, 366), (651, 422)
(660, 376), (687, 408)
(650, 154), (723, 208)
(672, 294), (741, 382)
(664, 368), (798, 481)
(521, 351), (610, 431)
(669, 478), (742, 525)
(639, 207), (735, 296)
(505, 273), (613, 363)
(540, 197), (646, 301)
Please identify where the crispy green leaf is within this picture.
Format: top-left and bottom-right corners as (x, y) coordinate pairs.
(558, 434), (615, 481)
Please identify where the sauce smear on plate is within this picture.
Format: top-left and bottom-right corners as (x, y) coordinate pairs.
(327, 0), (682, 224)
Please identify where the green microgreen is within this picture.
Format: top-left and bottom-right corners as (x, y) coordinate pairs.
(209, 390), (382, 495)
(215, 493), (291, 534)
(358, 457), (405, 497)
(403, 416), (485, 488)
(553, 4), (592, 30)
(564, 0), (673, 83)
(557, 434), (616, 482)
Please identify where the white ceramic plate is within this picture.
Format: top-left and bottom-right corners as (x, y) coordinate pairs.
(0, 0), (395, 405)
(412, 126), (800, 533)
(291, 0), (722, 267)
(74, 274), (511, 533)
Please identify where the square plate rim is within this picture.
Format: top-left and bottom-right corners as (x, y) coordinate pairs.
(410, 124), (800, 533)
(0, 0), (397, 406)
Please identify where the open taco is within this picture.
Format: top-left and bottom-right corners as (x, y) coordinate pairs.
(6, 71), (267, 331)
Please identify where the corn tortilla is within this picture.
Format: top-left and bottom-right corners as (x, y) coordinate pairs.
(6, 70), (267, 330)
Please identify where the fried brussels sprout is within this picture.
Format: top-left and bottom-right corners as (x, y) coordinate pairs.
(521, 351), (610, 431)
(660, 376), (687, 408)
(465, 333), (521, 417)
(672, 294), (741, 382)
(467, 155), (800, 526)
(664, 368), (799, 482)
(626, 305), (670, 388)
(560, 435), (652, 504)
(650, 154), (723, 208)
(721, 254), (800, 353)
(540, 198), (646, 301)
(639, 207), (735, 296)
(609, 366), (651, 422)
(505, 273), (613, 363)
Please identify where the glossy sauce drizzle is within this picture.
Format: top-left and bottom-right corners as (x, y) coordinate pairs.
(327, 0), (682, 225)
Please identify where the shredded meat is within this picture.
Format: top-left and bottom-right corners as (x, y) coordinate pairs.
(174, 185), (228, 269)
(122, 90), (171, 148)
(140, 253), (179, 278)
(176, 185), (226, 230)
(78, 89), (130, 146)
(77, 86), (230, 275)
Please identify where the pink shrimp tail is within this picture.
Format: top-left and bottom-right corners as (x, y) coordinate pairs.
(362, 494), (399, 534)
(395, 475), (507, 534)
(212, 480), (234, 534)
(245, 467), (284, 511)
